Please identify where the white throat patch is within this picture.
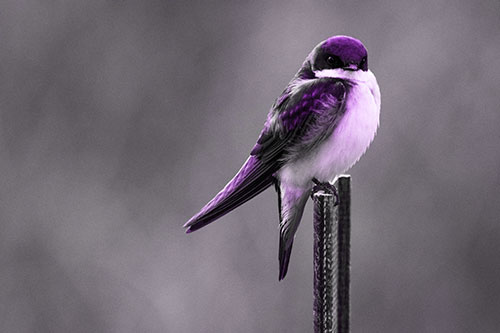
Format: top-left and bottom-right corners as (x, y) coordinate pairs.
(314, 68), (374, 83)
(314, 68), (380, 110)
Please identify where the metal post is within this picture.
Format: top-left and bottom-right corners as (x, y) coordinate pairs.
(313, 175), (351, 333)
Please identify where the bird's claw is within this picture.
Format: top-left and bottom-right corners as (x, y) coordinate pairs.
(311, 178), (339, 205)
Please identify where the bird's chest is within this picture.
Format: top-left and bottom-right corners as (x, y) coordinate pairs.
(280, 82), (379, 185)
(314, 83), (379, 180)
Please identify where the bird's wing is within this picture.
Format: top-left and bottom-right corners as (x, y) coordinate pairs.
(250, 78), (347, 163)
(184, 78), (347, 234)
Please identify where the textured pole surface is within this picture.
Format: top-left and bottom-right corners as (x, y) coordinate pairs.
(336, 176), (351, 333)
(313, 190), (336, 333)
(313, 176), (351, 333)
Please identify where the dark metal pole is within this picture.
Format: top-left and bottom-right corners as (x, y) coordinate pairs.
(313, 175), (351, 333)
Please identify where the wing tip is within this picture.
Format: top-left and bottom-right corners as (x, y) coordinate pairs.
(278, 241), (293, 281)
(183, 217), (195, 230)
(183, 214), (201, 233)
(183, 218), (200, 234)
(183, 219), (194, 229)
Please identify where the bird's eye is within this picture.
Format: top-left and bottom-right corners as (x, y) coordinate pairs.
(326, 55), (341, 68)
(360, 57), (367, 67)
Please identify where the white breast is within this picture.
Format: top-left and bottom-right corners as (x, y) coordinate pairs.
(278, 69), (380, 186)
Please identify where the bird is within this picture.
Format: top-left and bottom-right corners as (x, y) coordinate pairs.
(184, 35), (381, 280)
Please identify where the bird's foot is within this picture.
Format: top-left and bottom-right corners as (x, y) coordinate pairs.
(311, 178), (339, 205)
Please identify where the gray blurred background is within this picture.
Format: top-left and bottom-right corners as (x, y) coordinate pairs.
(1, 1), (499, 332)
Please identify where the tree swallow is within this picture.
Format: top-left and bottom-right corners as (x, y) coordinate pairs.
(184, 35), (381, 280)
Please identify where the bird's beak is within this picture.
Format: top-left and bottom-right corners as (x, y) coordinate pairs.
(343, 63), (358, 71)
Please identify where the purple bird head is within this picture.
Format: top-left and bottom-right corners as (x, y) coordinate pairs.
(318, 36), (368, 71)
(296, 35), (368, 80)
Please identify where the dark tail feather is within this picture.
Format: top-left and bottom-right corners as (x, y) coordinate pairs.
(276, 182), (310, 280)
(184, 156), (276, 233)
(279, 238), (294, 281)
(276, 180), (293, 281)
